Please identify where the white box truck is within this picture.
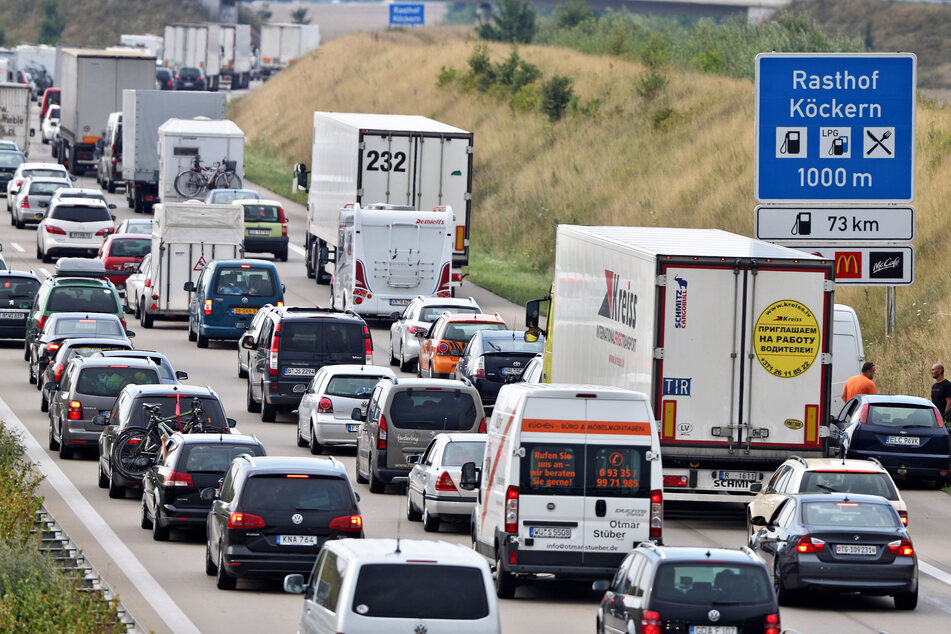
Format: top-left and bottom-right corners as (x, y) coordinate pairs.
(219, 24), (251, 89)
(293, 112), (473, 289)
(122, 90), (226, 213)
(157, 118), (245, 204)
(332, 203), (457, 317)
(259, 23), (320, 76)
(0, 82), (33, 154)
(162, 23), (222, 90)
(526, 226), (836, 502)
(57, 48), (155, 176)
(119, 34), (164, 59)
(139, 201), (244, 327)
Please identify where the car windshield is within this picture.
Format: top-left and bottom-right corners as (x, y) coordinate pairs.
(241, 475), (352, 512)
(800, 471), (898, 500)
(480, 335), (545, 354)
(30, 181), (68, 195)
(182, 443), (264, 473)
(442, 322), (505, 342)
(213, 267), (276, 296)
(420, 305), (479, 322)
(65, 345), (132, 363)
(210, 190), (257, 204)
(652, 564), (772, 605)
(352, 564), (489, 619)
(442, 441), (486, 466)
(76, 367), (159, 397)
(130, 396), (227, 429)
(0, 152), (26, 168)
(25, 169), (66, 179)
(325, 375), (382, 398)
(801, 500), (900, 528)
(242, 203), (281, 222)
(180, 68), (202, 79)
(388, 390), (477, 430)
(46, 287), (118, 313)
(119, 221), (152, 233)
(49, 204), (111, 222)
(109, 238), (151, 258)
(49, 106), (60, 118)
(57, 191), (105, 202)
(52, 317), (123, 337)
(0, 277), (39, 303)
(865, 404), (939, 428)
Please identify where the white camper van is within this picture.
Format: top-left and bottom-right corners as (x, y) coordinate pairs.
(831, 304), (865, 416)
(331, 203), (455, 318)
(461, 383), (663, 598)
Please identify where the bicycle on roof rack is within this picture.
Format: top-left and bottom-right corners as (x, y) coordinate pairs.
(173, 154), (242, 198)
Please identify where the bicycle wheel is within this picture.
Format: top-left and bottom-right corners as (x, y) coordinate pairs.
(213, 171), (242, 190)
(175, 170), (206, 198)
(112, 427), (160, 481)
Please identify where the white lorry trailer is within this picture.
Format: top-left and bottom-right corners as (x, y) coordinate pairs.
(139, 201), (244, 327)
(0, 82), (33, 154)
(259, 23), (320, 77)
(526, 225), (836, 502)
(332, 203), (457, 317)
(162, 24), (222, 91)
(57, 48), (155, 176)
(157, 118), (245, 204)
(293, 112), (473, 290)
(219, 24), (251, 89)
(122, 90), (226, 213)
(118, 34), (164, 59)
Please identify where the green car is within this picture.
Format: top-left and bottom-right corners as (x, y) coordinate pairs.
(234, 198), (289, 261)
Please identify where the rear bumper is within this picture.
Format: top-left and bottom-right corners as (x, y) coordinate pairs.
(496, 538), (624, 578)
(263, 381), (306, 407)
(0, 323), (28, 339)
(44, 245), (100, 258)
(222, 544), (332, 579)
(198, 323), (245, 340)
(423, 493), (477, 518)
(788, 557), (917, 594)
(853, 449), (951, 478)
(244, 236), (287, 253)
(160, 503), (212, 527)
(374, 464), (411, 484)
(314, 419), (359, 445)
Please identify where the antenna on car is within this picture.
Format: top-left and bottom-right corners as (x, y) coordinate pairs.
(395, 509), (402, 555)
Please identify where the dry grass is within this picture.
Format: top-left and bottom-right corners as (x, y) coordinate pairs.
(232, 25), (951, 399)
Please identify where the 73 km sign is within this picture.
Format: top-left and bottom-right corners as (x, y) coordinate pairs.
(755, 53), (916, 203)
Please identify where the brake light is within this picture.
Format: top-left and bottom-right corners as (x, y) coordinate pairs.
(281, 223), (287, 237)
(13, 178), (22, 188)
(203, 299), (212, 315)
(353, 260), (371, 302)
(435, 262), (451, 298)
(504, 485), (518, 533)
(37, 315), (47, 330)
(407, 326), (427, 335)
(269, 323), (281, 376)
(227, 512), (265, 529)
(45, 224), (66, 234)
(175, 74), (181, 80)
(663, 475), (689, 487)
(934, 407), (945, 428)
(317, 397), (332, 413)
(888, 538), (914, 557)
(435, 471), (457, 491)
(858, 403), (869, 424)
(363, 324), (372, 364)
(144, 278), (152, 288)
(764, 612), (780, 634)
(328, 515), (363, 532)
(378, 414), (387, 450)
(120, 318), (127, 330)
(473, 357), (485, 378)
(67, 400), (82, 420)
(47, 342), (60, 352)
(95, 227), (115, 237)
(899, 510), (908, 526)
(54, 363), (65, 382)
(436, 341), (450, 355)
(650, 489), (663, 540)
(642, 610), (662, 634)
(20, 195), (28, 208)
(794, 536), (825, 554)
(165, 470), (194, 487)
(478, 417), (486, 433)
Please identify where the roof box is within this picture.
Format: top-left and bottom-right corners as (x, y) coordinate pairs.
(55, 258), (107, 278)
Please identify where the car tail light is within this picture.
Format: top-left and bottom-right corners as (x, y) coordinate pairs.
(317, 397), (332, 413)
(203, 299), (213, 315)
(473, 357), (485, 378)
(664, 475), (689, 487)
(45, 224), (66, 234)
(328, 514), (363, 532)
(764, 613), (780, 634)
(408, 326), (426, 335)
(47, 342), (60, 352)
(166, 79), (172, 88)
(435, 471), (457, 491)
(642, 610), (662, 634)
(67, 400), (82, 420)
(95, 227), (115, 237)
(436, 341), (450, 355)
(478, 417), (486, 433)
(281, 223), (287, 237)
(650, 489), (663, 540)
(888, 538), (914, 556)
(353, 260), (371, 302)
(53, 363), (65, 382)
(436, 263), (451, 298)
(363, 324), (373, 364)
(144, 277), (152, 288)
(858, 403), (869, 423)
(933, 407), (945, 428)
(13, 178), (22, 188)
(269, 323), (281, 376)
(165, 470), (194, 487)
(378, 415), (387, 450)
(175, 74), (181, 80)
(504, 485), (518, 533)
(794, 536), (825, 554)
(37, 315), (47, 330)
(20, 196), (28, 208)
(227, 512), (265, 529)
(898, 510), (908, 526)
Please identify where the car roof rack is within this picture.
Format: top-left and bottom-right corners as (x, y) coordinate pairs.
(54, 258), (107, 278)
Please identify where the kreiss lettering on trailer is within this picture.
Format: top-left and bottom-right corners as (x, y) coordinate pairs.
(596, 269), (639, 362)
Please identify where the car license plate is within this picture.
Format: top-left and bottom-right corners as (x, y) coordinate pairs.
(347, 424), (359, 433)
(277, 535), (318, 546)
(886, 436), (920, 446)
(717, 471), (759, 481)
(0, 312), (25, 319)
(284, 367), (316, 376)
(293, 384), (307, 393)
(69, 232), (91, 239)
(231, 307), (258, 315)
(501, 366), (525, 376)
(529, 527), (571, 539)
(248, 229), (270, 236)
(389, 298), (410, 306)
(690, 627), (737, 634)
(835, 544), (877, 555)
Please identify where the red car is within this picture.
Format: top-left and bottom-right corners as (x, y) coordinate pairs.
(97, 233), (151, 290)
(40, 88), (60, 120)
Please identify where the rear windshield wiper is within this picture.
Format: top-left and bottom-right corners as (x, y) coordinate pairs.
(815, 483), (837, 492)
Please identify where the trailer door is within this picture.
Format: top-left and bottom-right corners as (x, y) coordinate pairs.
(358, 132), (415, 207)
(415, 134), (471, 266)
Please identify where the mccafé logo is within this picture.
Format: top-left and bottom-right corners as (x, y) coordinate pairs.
(834, 252), (862, 279)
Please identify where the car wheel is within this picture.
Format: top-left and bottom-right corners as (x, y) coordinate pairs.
(28, 362), (36, 384)
(260, 389), (277, 422)
(140, 493), (153, 530)
(894, 588), (918, 610)
(278, 248), (288, 262)
(152, 507), (171, 541)
(399, 344), (414, 373)
(23, 339), (30, 362)
(107, 180), (116, 194)
(196, 331), (209, 348)
(774, 561), (797, 607)
(48, 419), (59, 450)
(14, 216), (23, 229)
(40, 390), (48, 413)
(98, 460), (109, 489)
(355, 458), (368, 484)
(390, 340), (399, 366)
(406, 491), (422, 521)
(58, 425), (73, 459)
(309, 424), (324, 455)
(296, 421), (308, 448)
(494, 544), (516, 599)
(134, 299), (142, 321)
(246, 380), (261, 413)
(141, 305), (154, 329)
(368, 466), (385, 494)
(187, 317), (197, 342)
(238, 361), (247, 378)
(108, 466), (125, 499)
(422, 499), (440, 532)
(205, 543), (217, 576)
(216, 545), (237, 590)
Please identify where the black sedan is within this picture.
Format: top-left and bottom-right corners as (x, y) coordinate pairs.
(174, 67), (206, 91)
(454, 329), (544, 407)
(750, 492), (917, 609)
(833, 394), (951, 485)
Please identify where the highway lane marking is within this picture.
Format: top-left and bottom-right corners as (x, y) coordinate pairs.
(0, 398), (200, 634)
(289, 242), (305, 256)
(10, 242), (24, 252)
(39, 267), (51, 278)
(921, 561), (951, 588)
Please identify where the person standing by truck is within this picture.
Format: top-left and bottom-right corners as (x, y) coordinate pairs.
(842, 362), (877, 402)
(930, 363), (951, 420)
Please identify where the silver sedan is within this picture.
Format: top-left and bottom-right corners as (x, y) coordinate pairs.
(406, 433), (486, 533)
(388, 296), (482, 372)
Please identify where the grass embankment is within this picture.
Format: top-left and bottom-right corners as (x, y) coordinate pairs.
(231, 26), (951, 398)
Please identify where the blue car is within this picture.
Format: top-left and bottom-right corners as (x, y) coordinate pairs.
(834, 394), (951, 485)
(185, 259), (284, 348)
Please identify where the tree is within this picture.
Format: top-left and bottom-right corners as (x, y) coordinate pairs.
(256, 3), (273, 22)
(37, 1), (65, 45)
(476, 0), (537, 44)
(554, 1), (593, 30)
(291, 7), (311, 25)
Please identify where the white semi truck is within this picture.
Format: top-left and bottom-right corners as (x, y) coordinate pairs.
(526, 225), (836, 502)
(162, 23), (222, 91)
(293, 112), (473, 290)
(0, 82), (33, 154)
(259, 23), (320, 77)
(219, 24), (251, 89)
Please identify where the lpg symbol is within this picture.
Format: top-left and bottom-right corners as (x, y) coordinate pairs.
(821, 127), (851, 158)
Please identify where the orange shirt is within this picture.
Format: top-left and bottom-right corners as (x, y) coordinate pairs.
(842, 374), (876, 402)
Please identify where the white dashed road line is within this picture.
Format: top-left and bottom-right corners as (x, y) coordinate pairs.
(38, 267), (51, 278)
(10, 242), (24, 252)
(289, 242), (305, 256)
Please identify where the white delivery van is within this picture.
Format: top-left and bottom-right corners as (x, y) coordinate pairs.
(157, 117), (245, 203)
(831, 304), (865, 417)
(331, 203), (455, 318)
(461, 383), (663, 598)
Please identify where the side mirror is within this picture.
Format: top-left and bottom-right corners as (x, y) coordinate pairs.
(108, 203), (117, 210)
(592, 579), (611, 592)
(70, 176), (77, 182)
(283, 574), (305, 595)
(44, 382), (57, 391)
(389, 312), (400, 320)
(175, 370), (189, 381)
(125, 329), (136, 338)
(199, 487), (218, 502)
(407, 454), (421, 465)
(749, 482), (763, 493)
(351, 407), (364, 422)
(241, 336), (255, 350)
(750, 515), (768, 527)
(524, 328), (541, 343)
(92, 415), (107, 425)
(293, 162), (308, 192)
(525, 298), (543, 330)
(30, 128), (35, 137)
(227, 418), (237, 428)
(111, 214), (116, 221)
(460, 461), (480, 490)
(183, 281), (195, 292)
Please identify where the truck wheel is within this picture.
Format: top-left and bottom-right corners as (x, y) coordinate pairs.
(315, 240), (330, 285)
(494, 545), (516, 599)
(68, 145), (83, 176)
(133, 188), (144, 214)
(196, 332), (209, 348)
(107, 179), (116, 194)
(305, 240), (315, 278)
(127, 192), (135, 210)
(140, 306), (153, 328)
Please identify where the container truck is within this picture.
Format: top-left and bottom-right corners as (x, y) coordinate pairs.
(157, 118), (245, 204)
(162, 24), (222, 90)
(219, 24), (251, 89)
(259, 23), (320, 77)
(293, 112), (473, 290)
(0, 82), (33, 154)
(139, 201), (244, 327)
(57, 48), (155, 176)
(122, 90), (226, 213)
(525, 225), (836, 502)
(119, 34), (164, 59)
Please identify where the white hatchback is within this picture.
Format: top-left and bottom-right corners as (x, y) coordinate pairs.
(36, 198), (115, 263)
(388, 295), (482, 372)
(406, 432), (486, 532)
(12, 176), (71, 228)
(6, 162), (72, 211)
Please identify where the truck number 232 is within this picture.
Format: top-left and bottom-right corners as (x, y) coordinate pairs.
(365, 150), (407, 172)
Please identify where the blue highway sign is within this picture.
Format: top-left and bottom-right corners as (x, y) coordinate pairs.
(389, 3), (425, 27)
(755, 53), (916, 203)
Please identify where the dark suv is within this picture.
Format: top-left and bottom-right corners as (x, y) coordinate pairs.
(594, 544), (780, 634)
(244, 306), (373, 422)
(205, 455), (364, 590)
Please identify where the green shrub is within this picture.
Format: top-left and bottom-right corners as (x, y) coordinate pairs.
(495, 48), (542, 93)
(0, 423), (44, 546)
(0, 569), (120, 633)
(477, 0), (538, 43)
(554, 1), (594, 29)
(637, 70), (669, 100)
(437, 65), (458, 87)
(541, 75), (574, 121)
(510, 84), (541, 111)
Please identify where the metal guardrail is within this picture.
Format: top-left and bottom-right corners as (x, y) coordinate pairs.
(32, 506), (141, 633)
